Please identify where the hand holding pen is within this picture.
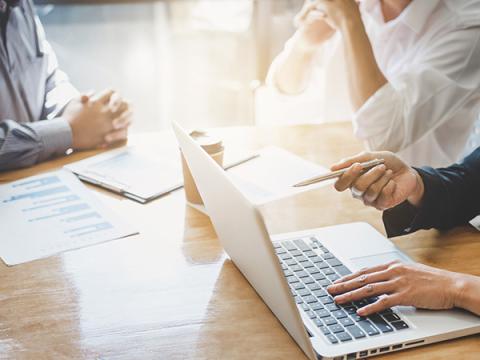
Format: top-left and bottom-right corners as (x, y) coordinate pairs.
(294, 151), (425, 211)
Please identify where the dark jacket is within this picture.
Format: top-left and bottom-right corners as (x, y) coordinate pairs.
(383, 147), (480, 237)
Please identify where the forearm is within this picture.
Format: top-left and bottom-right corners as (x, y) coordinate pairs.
(0, 119), (72, 171)
(271, 35), (318, 95)
(340, 17), (387, 110)
(455, 274), (480, 316)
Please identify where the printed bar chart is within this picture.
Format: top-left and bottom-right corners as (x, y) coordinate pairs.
(0, 170), (138, 265)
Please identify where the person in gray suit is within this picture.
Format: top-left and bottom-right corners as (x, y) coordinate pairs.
(0, 0), (132, 171)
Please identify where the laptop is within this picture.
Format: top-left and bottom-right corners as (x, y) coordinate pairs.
(173, 122), (480, 359)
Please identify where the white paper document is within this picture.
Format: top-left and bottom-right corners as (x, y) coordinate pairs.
(65, 147), (183, 203)
(0, 170), (138, 265)
(227, 146), (332, 205)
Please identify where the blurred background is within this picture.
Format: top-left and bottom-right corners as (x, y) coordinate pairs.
(35, 0), (349, 133)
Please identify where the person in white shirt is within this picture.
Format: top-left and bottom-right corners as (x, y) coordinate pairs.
(268, 0), (480, 167)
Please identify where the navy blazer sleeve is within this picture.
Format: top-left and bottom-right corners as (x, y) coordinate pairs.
(383, 148), (480, 238)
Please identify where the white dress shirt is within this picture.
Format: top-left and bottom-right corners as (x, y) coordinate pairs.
(355, 0), (480, 167)
(268, 0), (480, 167)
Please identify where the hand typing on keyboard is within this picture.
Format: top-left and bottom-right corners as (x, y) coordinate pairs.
(327, 260), (465, 317)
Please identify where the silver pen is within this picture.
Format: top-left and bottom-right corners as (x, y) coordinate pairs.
(293, 159), (386, 187)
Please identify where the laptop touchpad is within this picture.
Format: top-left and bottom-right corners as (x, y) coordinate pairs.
(349, 251), (410, 271)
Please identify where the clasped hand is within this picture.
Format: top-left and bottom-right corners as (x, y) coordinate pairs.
(63, 89), (133, 150)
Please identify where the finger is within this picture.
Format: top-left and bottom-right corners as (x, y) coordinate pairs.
(294, 2), (319, 27)
(333, 163), (364, 192)
(357, 294), (402, 316)
(373, 180), (397, 210)
(363, 169), (393, 205)
(327, 268), (392, 295)
(330, 152), (375, 171)
(90, 89), (116, 105)
(110, 101), (130, 120)
(112, 110), (133, 130)
(333, 262), (395, 284)
(105, 128), (128, 144)
(351, 164), (386, 193)
(333, 281), (395, 304)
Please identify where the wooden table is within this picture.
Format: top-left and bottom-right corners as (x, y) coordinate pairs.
(0, 123), (479, 359)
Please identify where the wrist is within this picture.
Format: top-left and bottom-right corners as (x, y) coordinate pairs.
(452, 274), (475, 311)
(338, 10), (363, 34)
(407, 170), (424, 207)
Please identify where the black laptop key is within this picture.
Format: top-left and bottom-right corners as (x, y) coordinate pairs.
(312, 272), (325, 280)
(293, 239), (311, 251)
(318, 279), (331, 287)
(293, 282), (305, 290)
(286, 276), (298, 284)
(304, 250), (316, 257)
(313, 289), (328, 298)
(391, 321), (409, 330)
(307, 311), (317, 319)
(326, 258), (342, 267)
(339, 317), (354, 327)
(351, 314), (367, 322)
(321, 296), (334, 305)
(323, 268), (335, 276)
(325, 303), (340, 312)
(313, 318), (323, 328)
(380, 308), (393, 315)
(291, 265), (302, 272)
(307, 283), (321, 291)
(328, 324), (344, 334)
(383, 313), (400, 323)
(311, 303), (324, 311)
(343, 306), (357, 314)
(300, 261), (315, 268)
(316, 309), (330, 318)
(303, 277), (315, 284)
(290, 249), (302, 257)
(297, 271), (310, 278)
(327, 274), (340, 282)
(354, 299), (369, 308)
(298, 289), (311, 297)
(323, 317), (337, 326)
(332, 310), (347, 319)
(304, 295), (318, 304)
(322, 252), (335, 260)
(326, 334), (338, 344)
(307, 267), (321, 275)
(357, 320), (380, 336)
(285, 259), (297, 266)
(316, 261), (330, 269)
(283, 270), (293, 277)
(282, 241), (297, 251)
(345, 325), (366, 339)
(335, 265), (352, 276)
(319, 325), (330, 336)
(336, 331), (352, 342)
(370, 314), (394, 333)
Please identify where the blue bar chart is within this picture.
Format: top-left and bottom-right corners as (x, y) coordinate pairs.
(0, 170), (137, 265)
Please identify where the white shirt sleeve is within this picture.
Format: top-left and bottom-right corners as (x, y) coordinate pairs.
(353, 27), (480, 153)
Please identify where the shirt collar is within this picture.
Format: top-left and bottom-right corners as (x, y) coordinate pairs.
(360, 0), (441, 34)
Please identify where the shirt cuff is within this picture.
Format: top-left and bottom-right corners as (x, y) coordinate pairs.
(31, 118), (73, 162)
(382, 167), (439, 237)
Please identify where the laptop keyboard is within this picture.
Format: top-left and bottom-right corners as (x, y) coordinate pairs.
(274, 237), (409, 345)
